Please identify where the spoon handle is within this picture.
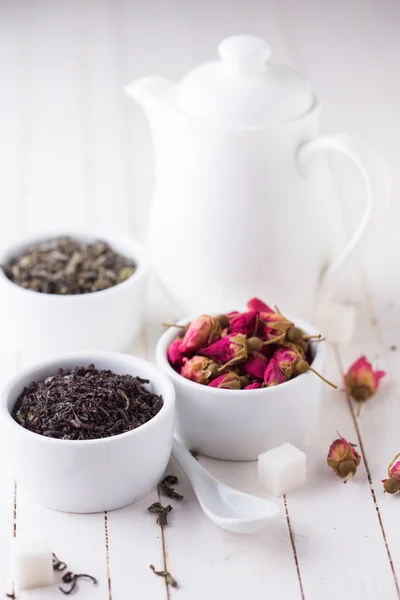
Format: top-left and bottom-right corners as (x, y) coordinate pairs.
(171, 438), (213, 490)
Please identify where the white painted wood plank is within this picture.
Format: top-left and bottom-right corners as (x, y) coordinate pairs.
(0, 352), (19, 597)
(287, 344), (399, 599)
(105, 328), (170, 599)
(161, 457), (301, 600)
(76, 0), (132, 235)
(338, 282), (400, 591)
(15, 492), (109, 600)
(106, 492), (168, 600)
(0, 1), (26, 253)
(21, 0), (89, 233)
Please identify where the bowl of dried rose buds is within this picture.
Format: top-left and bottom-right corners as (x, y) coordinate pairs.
(156, 298), (333, 460)
(0, 230), (148, 357)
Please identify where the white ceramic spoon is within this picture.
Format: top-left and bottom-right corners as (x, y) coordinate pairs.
(171, 438), (280, 534)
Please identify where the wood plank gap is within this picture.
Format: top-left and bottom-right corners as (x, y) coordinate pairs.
(12, 481), (17, 538)
(156, 486), (171, 600)
(156, 489), (172, 600)
(104, 512), (113, 600)
(140, 327), (150, 361)
(10, 353), (21, 598)
(334, 345), (400, 598)
(284, 495), (305, 600)
(358, 270), (396, 377)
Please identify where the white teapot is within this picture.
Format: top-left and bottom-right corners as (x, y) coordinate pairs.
(125, 35), (389, 318)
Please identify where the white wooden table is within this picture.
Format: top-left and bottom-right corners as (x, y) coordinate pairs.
(1, 1), (399, 598)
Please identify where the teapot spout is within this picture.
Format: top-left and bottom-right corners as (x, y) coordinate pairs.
(124, 76), (174, 115)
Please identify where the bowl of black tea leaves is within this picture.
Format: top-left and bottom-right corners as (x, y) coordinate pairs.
(0, 231), (148, 356)
(1, 352), (175, 513)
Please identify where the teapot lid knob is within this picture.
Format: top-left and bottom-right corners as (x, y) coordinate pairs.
(218, 35), (271, 71)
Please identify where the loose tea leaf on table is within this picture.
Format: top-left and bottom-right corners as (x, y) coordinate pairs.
(53, 553), (67, 572)
(148, 502), (173, 526)
(12, 365), (163, 441)
(150, 565), (178, 588)
(2, 236), (136, 294)
(158, 475), (183, 501)
(59, 572), (98, 596)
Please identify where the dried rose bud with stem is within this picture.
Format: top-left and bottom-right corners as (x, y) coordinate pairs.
(208, 371), (241, 390)
(180, 356), (220, 384)
(273, 348), (337, 389)
(201, 334), (266, 370)
(327, 435), (361, 483)
(345, 356), (385, 416)
(382, 453), (400, 494)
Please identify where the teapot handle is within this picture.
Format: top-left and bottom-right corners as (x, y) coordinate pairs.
(297, 133), (390, 302)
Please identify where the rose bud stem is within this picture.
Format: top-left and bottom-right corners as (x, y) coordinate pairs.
(340, 460), (357, 483)
(296, 359), (338, 389)
(263, 333), (285, 345)
(286, 327), (322, 344)
(162, 322), (187, 329)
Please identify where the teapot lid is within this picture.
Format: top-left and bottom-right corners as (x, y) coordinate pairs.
(173, 35), (314, 127)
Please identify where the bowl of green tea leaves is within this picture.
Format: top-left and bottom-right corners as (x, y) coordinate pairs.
(0, 231), (149, 356)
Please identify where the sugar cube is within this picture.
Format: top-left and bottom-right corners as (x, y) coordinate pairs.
(258, 443), (307, 496)
(10, 537), (54, 591)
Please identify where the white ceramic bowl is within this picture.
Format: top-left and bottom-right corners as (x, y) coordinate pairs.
(156, 315), (327, 461)
(0, 352), (175, 513)
(0, 230), (149, 357)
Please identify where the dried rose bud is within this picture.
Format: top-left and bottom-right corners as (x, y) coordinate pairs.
(168, 338), (185, 368)
(180, 315), (221, 353)
(229, 311), (259, 337)
(272, 348), (337, 389)
(180, 356), (219, 384)
(244, 382), (263, 390)
(327, 437), (361, 483)
(345, 356), (385, 410)
(281, 340), (306, 359)
(260, 324), (285, 345)
(272, 348), (298, 379)
(247, 297), (275, 314)
(264, 357), (287, 387)
(242, 351), (267, 380)
(220, 327), (229, 338)
(208, 371), (241, 389)
(200, 334), (248, 368)
(259, 311), (292, 333)
(382, 453), (400, 494)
